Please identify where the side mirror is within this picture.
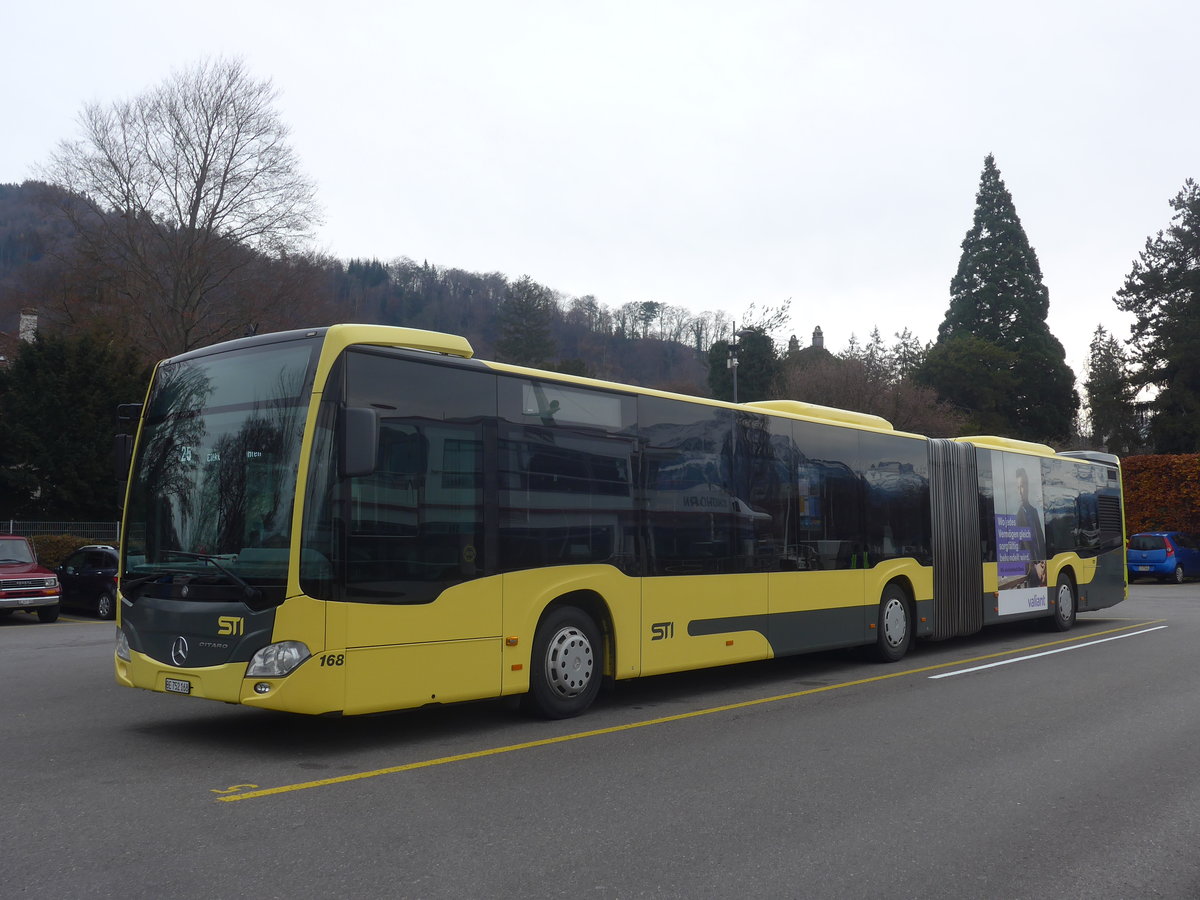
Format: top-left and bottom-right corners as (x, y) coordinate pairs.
(116, 403), (143, 423)
(340, 407), (379, 478)
(113, 434), (134, 480)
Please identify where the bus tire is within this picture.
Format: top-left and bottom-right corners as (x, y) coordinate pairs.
(523, 605), (602, 720)
(874, 583), (911, 662)
(1048, 573), (1076, 632)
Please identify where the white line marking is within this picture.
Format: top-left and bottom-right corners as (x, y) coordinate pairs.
(929, 626), (1169, 679)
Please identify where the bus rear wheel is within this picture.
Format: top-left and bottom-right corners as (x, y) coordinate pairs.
(874, 583), (911, 662)
(523, 606), (602, 719)
(1048, 573), (1076, 632)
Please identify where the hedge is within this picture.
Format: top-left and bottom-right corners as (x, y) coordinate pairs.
(30, 534), (93, 569)
(1121, 454), (1200, 535)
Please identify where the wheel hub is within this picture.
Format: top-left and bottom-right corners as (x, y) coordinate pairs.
(1057, 583), (1073, 622)
(545, 626), (593, 698)
(882, 598), (907, 646)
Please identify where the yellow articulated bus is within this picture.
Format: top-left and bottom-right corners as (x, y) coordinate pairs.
(114, 324), (1126, 718)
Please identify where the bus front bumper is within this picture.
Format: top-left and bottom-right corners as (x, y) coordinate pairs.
(115, 648), (345, 715)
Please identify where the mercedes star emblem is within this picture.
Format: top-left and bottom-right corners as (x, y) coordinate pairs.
(171, 636), (189, 666)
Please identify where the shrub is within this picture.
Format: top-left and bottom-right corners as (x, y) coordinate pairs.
(30, 534), (91, 568)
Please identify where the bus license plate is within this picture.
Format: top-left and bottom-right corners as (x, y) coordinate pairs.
(164, 678), (192, 694)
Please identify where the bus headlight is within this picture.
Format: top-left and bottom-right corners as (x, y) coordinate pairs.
(246, 641), (311, 677)
(115, 628), (130, 662)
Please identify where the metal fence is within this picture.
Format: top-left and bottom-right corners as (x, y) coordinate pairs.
(4, 521), (120, 542)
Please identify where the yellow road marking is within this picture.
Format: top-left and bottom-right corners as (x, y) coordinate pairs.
(217, 619), (1164, 803)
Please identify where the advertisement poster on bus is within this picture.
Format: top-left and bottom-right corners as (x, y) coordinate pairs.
(995, 458), (1048, 616)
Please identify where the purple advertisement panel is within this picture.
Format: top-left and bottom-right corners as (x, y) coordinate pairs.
(994, 457), (1047, 616)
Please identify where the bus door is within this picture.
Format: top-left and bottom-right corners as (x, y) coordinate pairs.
(639, 452), (770, 676)
(768, 455), (869, 656)
(339, 417), (501, 714)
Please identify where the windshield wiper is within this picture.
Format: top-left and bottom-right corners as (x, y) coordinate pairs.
(121, 569), (190, 588)
(120, 567), (205, 601)
(164, 550), (262, 602)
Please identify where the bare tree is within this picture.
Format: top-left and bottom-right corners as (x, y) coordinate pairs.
(612, 302), (635, 339)
(778, 353), (965, 437)
(39, 57), (321, 358)
(636, 301), (662, 339)
(709, 309), (732, 345)
(687, 313), (710, 353)
(739, 299), (792, 339)
(659, 304), (692, 344)
(566, 295), (602, 331)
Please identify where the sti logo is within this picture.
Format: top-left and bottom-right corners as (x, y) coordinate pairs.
(217, 616), (245, 636)
(650, 621), (675, 641)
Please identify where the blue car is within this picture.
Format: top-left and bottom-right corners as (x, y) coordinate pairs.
(1127, 532), (1200, 583)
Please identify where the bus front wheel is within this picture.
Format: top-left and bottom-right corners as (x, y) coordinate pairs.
(523, 605), (602, 719)
(874, 583), (911, 662)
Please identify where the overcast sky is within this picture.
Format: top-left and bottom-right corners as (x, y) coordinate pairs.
(5, 0), (1196, 383)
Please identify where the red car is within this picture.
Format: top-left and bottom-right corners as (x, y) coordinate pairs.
(0, 534), (61, 623)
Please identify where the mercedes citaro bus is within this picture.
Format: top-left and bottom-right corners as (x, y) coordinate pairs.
(113, 324), (1126, 717)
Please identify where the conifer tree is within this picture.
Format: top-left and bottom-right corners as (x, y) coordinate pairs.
(496, 275), (557, 367)
(1114, 178), (1200, 452)
(708, 329), (777, 402)
(0, 331), (150, 518)
(1083, 325), (1140, 455)
(924, 154), (1078, 442)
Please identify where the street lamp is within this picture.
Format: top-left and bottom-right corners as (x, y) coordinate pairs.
(727, 328), (755, 403)
(727, 344), (739, 403)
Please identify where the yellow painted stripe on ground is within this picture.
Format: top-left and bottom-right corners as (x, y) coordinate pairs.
(216, 619), (1164, 803)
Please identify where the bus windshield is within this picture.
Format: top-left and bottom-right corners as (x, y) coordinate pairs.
(122, 337), (320, 599)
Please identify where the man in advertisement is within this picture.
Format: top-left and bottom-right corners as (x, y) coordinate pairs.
(996, 459), (1048, 615)
(1014, 467), (1047, 588)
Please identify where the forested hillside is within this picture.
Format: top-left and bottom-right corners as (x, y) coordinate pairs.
(0, 181), (712, 393)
